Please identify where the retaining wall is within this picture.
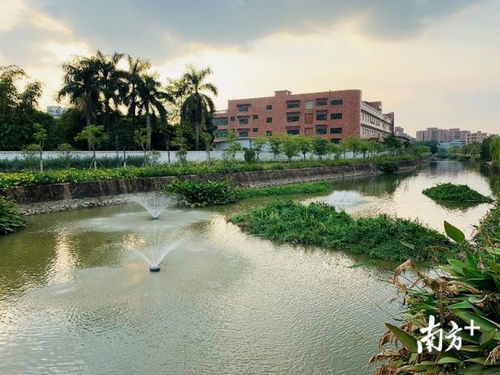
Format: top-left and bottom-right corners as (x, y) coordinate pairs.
(3, 158), (427, 215)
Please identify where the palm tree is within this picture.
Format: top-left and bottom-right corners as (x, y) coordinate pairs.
(94, 51), (128, 130)
(58, 56), (101, 127)
(124, 56), (151, 122)
(135, 74), (174, 151)
(180, 66), (218, 150)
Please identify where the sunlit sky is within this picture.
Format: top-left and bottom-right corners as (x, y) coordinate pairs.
(1, 0), (499, 136)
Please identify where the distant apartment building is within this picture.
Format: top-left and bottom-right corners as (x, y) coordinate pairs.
(416, 127), (489, 145)
(213, 89), (395, 149)
(46, 105), (68, 118)
(466, 131), (489, 144)
(394, 126), (414, 142)
(416, 127), (452, 143)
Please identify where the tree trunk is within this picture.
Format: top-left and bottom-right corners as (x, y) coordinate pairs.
(123, 148), (127, 167)
(146, 111), (151, 152)
(39, 149), (43, 172)
(195, 122), (200, 151)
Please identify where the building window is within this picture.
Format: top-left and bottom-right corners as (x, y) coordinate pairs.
(316, 112), (328, 121)
(287, 100), (300, 108)
(287, 129), (300, 135)
(238, 130), (249, 137)
(266, 130), (272, 136)
(287, 112), (300, 122)
(316, 98), (328, 106)
(315, 126), (327, 135)
(305, 101), (314, 110)
(213, 117), (228, 126)
(266, 104), (272, 110)
(216, 131), (228, 138)
(239, 117), (249, 125)
(330, 113), (342, 120)
(330, 127), (342, 134)
(237, 104), (249, 112)
(252, 114), (258, 119)
(330, 138), (341, 144)
(230, 116), (235, 121)
(266, 117), (272, 123)
(331, 99), (343, 105)
(252, 128), (258, 133)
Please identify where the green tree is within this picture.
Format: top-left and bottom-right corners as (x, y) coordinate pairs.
(251, 137), (267, 161)
(223, 130), (241, 162)
(268, 136), (283, 160)
(489, 136), (500, 163)
(328, 143), (342, 160)
(56, 143), (75, 168)
(382, 134), (403, 155)
(74, 125), (108, 169)
(180, 66), (218, 151)
(311, 137), (329, 160)
(134, 127), (150, 166)
(135, 74), (174, 152)
(296, 135), (312, 161)
(359, 140), (373, 158)
(33, 123), (47, 171)
(58, 56), (101, 127)
(0, 65), (45, 150)
(342, 135), (362, 157)
(282, 135), (299, 162)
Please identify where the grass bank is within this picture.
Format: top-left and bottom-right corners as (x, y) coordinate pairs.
(241, 181), (333, 198)
(0, 196), (26, 235)
(0, 154), (423, 191)
(423, 183), (493, 203)
(230, 200), (455, 262)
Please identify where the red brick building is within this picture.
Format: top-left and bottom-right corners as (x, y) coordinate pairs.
(213, 89), (395, 148)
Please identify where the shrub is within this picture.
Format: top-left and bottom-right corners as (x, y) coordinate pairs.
(0, 196), (26, 235)
(230, 200), (455, 262)
(423, 183), (493, 203)
(371, 218), (500, 374)
(378, 160), (399, 173)
(166, 180), (242, 207)
(243, 149), (256, 163)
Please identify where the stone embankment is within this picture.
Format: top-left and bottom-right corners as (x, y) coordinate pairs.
(5, 158), (427, 215)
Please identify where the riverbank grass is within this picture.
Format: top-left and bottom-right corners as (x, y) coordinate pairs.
(230, 200), (455, 262)
(423, 183), (493, 203)
(241, 181), (333, 198)
(0, 196), (26, 235)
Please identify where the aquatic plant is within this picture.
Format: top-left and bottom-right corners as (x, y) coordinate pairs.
(0, 196), (26, 235)
(166, 180), (241, 207)
(230, 200), (455, 262)
(423, 183), (493, 203)
(370, 218), (500, 375)
(241, 181), (333, 198)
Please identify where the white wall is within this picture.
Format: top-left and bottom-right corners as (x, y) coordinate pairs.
(0, 150), (362, 163)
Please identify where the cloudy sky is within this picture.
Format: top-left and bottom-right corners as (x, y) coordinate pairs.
(1, 0), (499, 136)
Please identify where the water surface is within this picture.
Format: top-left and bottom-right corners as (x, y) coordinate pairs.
(0, 160), (495, 374)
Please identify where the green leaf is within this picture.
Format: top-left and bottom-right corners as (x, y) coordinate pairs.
(385, 323), (419, 353)
(454, 310), (499, 331)
(479, 329), (497, 346)
(444, 221), (465, 243)
(438, 357), (462, 364)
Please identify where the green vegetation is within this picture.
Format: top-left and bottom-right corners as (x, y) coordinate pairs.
(423, 183), (493, 203)
(371, 217), (500, 375)
(377, 160), (399, 173)
(230, 200), (455, 262)
(241, 181), (333, 198)
(0, 196), (26, 236)
(0, 155), (421, 190)
(166, 180), (241, 207)
(474, 202), (499, 246)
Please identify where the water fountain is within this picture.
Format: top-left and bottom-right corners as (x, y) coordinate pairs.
(323, 190), (365, 208)
(131, 192), (177, 220)
(123, 233), (181, 272)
